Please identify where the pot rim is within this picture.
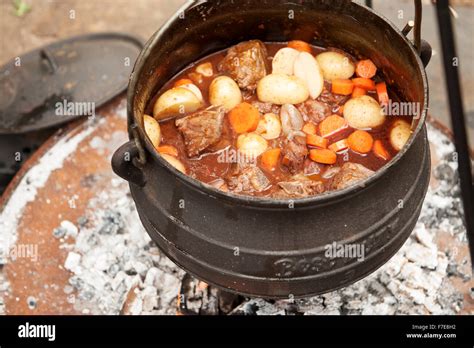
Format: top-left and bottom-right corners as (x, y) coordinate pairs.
(128, 0), (429, 208)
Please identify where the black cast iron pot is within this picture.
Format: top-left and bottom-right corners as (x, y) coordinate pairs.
(112, 0), (431, 298)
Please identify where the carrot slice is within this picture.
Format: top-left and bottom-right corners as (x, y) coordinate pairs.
(373, 140), (391, 161)
(347, 130), (374, 154)
(174, 78), (194, 87)
(288, 40), (312, 53)
(352, 77), (376, 91)
(261, 148), (281, 171)
(356, 59), (377, 79)
(302, 122), (317, 135)
(331, 79), (354, 95)
(328, 139), (349, 153)
(376, 82), (390, 106)
(309, 149), (337, 165)
(352, 87), (367, 98)
(306, 134), (328, 149)
(319, 115), (348, 137)
(228, 102), (260, 134)
(157, 145), (179, 157)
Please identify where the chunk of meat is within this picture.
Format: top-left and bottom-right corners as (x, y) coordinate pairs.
(251, 101), (281, 115)
(176, 107), (225, 157)
(281, 136), (308, 174)
(218, 40), (269, 91)
(227, 164), (271, 194)
(297, 99), (331, 123)
(274, 176), (325, 198)
(331, 163), (374, 190)
(304, 159), (322, 176)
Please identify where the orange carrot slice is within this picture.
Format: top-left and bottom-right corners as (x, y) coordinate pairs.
(352, 87), (367, 98)
(302, 122), (317, 135)
(261, 148), (281, 171)
(309, 149), (337, 165)
(319, 115), (348, 137)
(288, 40), (312, 53)
(356, 59), (377, 79)
(174, 78), (194, 87)
(373, 140), (391, 160)
(228, 102), (260, 134)
(157, 145), (179, 157)
(347, 130), (374, 154)
(376, 82), (389, 106)
(331, 79), (354, 95)
(328, 139), (349, 153)
(306, 134), (328, 149)
(352, 77), (376, 91)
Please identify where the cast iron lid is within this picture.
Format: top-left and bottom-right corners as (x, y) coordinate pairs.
(0, 32), (143, 193)
(0, 32), (143, 134)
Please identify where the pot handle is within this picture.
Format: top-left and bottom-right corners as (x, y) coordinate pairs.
(111, 140), (146, 187)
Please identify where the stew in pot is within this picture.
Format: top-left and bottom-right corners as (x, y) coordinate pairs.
(143, 40), (415, 199)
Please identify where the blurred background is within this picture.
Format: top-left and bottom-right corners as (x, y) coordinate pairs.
(0, 0), (473, 145)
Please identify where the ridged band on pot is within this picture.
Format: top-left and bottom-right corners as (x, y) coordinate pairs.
(112, 0), (431, 298)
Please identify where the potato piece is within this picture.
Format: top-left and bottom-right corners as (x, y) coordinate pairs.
(272, 47), (300, 75)
(153, 87), (203, 121)
(161, 154), (186, 174)
(180, 83), (204, 102)
(294, 51), (324, 99)
(257, 74), (309, 105)
(390, 120), (412, 151)
(209, 76), (242, 111)
(237, 133), (268, 158)
(343, 95), (386, 129)
(196, 62), (214, 77)
(143, 115), (161, 149)
(316, 51), (355, 81)
(256, 113), (282, 140)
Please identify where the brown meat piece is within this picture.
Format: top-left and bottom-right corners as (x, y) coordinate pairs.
(176, 107), (225, 157)
(227, 164), (271, 194)
(251, 101), (281, 115)
(274, 176), (325, 199)
(331, 163), (374, 190)
(297, 99), (331, 123)
(218, 40), (268, 91)
(281, 136), (308, 175)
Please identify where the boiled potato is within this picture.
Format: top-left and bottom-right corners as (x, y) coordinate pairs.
(294, 51), (324, 99)
(153, 87), (203, 121)
(180, 83), (204, 102)
(237, 133), (268, 158)
(256, 113), (282, 140)
(143, 115), (161, 149)
(257, 74), (309, 105)
(196, 62), (214, 77)
(209, 76), (242, 111)
(272, 47), (300, 75)
(161, 154), (186, 174)
(390, 120), (412, 151)
(316, 51), (355, 81)
(343, 95), (386, 129)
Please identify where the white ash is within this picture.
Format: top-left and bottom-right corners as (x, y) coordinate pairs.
(61, 176), (184, 314)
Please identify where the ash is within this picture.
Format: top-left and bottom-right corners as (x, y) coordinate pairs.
(56, 124), (472, 315)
